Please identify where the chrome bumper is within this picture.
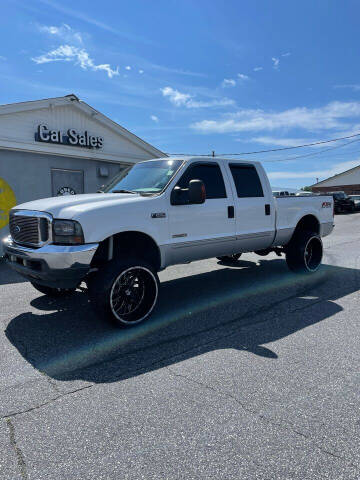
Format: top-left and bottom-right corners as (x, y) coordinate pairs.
(3, 236), (99, 288)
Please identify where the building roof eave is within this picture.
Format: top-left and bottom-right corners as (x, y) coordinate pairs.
(0, 94), (166, 159)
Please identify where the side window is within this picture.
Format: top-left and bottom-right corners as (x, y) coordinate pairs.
(177, 163), (227, 199)
(229, 164), (264, 198)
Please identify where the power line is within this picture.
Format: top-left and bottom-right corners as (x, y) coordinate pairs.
(260, 137), (360, 163)
(166, 131), (360, 157)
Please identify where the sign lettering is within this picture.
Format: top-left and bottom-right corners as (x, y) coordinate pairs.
(35, 124), (103, 149)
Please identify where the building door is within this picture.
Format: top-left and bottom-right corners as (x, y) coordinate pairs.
(51, 169), (84, 196)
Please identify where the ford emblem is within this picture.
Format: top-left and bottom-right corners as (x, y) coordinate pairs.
(14, 225), (21, 234)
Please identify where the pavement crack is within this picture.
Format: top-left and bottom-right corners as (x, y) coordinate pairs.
(166, 367), (360, 470)
(5, 418), (28, 479)
(3, 384), (93, 419)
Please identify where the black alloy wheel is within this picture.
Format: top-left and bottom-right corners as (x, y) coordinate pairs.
(87, 258), (159, 327)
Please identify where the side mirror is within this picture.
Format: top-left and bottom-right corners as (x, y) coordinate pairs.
(188, 179), (206, 204)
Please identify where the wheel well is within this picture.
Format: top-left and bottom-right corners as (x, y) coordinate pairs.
(91, 231), (161, 271)
(292, 215), (320, 239)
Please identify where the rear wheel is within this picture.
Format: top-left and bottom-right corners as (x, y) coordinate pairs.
(286, 231), (323, 273)
(216, 253), (242, 262)
(88, 257), (159, 327)
(31, 282), (76, 297)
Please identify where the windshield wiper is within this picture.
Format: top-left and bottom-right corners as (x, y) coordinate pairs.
(111, 189), (138, 194)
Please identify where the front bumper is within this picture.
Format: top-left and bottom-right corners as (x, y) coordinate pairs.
(3, 236), (99, 289)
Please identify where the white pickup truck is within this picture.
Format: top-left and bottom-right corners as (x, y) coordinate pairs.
(3, 157), (334, 327)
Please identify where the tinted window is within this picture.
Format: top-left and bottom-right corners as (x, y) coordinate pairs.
(333, 193), (346, 200)
(177, 163), (226, 199)
(229, 164), (264, 198)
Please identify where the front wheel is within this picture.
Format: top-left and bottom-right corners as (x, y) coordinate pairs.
(217, 253), (242, 262)
(31, 282), (76, 297)
(286, 231), (323, 273)
(87, 258), (159, 327)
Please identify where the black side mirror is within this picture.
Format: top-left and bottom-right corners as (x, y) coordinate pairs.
(188, 179), (206, 204)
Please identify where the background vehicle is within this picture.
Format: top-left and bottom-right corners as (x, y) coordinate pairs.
(296, 191), (317, 196)
(272, 190), (290, 196)
(326, 191), (355, 214)
(349, 195), (360, 210)
(3, 157), (334, 327)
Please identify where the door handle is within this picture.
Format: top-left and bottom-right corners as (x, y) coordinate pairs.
(265, 204), (271, 215)
(228, 206), (235, 218)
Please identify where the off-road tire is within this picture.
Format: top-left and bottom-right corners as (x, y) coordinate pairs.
(87, 257), (159, 327)
(286, 231), (323, 273)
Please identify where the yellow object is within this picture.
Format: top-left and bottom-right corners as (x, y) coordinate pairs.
(0, 178), (17, 229)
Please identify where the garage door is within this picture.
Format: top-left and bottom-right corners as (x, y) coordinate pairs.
(51, 169), (84, 196)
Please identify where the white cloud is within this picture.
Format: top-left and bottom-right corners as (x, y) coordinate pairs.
(139, 69), (144, 74)
(281, 52), (291, 57)
(191, 101), (360, 133)
(267, 160), (360, 181)
(161, 86), (192, 106)
(38, 23), (83, 44)
(237, 73), (249, 80)
(37, 0), (156, 46)
(222, 78), (236, 88)
(32, 44), (119, 78)
(125, 65), (131, 70)
(150, 115), (159, 122)
(161, 86), (234, 108)
(0, 55), (6, 61)
(253, 67), (263, 72)
(334, 84), (360, 91)
(187, 98), (234, 108)
(250, 136), (321, 148)
(272, 57), (280, 69)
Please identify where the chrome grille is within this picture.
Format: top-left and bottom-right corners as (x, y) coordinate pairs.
(9, 211), (51, 247)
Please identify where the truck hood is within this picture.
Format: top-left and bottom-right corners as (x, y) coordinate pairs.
(13, 193), (146, 219)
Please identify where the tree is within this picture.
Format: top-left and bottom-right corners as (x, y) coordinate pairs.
(301, 186), (313, 192)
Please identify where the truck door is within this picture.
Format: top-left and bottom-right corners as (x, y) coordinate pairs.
(224, 162), (276, 251)
(167, 161), (237, 264)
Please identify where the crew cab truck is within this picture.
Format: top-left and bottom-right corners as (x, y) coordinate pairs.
(3, 157), (334, 327)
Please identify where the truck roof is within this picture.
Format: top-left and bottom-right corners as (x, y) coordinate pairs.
(144, 156), (261, 166)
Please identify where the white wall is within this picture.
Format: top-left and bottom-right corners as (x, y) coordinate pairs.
(0, 102), (161, 164)
(318, 168), (360, 187)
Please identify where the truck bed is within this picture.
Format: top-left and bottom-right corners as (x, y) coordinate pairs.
(273, 195), (334, 246)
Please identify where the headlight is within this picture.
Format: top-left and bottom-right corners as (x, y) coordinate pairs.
(52, 220), (84, 245)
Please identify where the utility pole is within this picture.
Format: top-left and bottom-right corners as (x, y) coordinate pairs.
(316, 177), (319, 184)
(212, 150), (215, 157)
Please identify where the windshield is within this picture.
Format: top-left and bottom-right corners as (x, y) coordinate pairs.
(104, 159), (183, 194)
(333, 193), (347, 199)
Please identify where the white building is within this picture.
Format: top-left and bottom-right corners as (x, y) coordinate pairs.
(311, 164), (360, 195)
(0, 94), (165, 249)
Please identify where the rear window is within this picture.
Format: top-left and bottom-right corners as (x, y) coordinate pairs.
(229, 164), (264, 198)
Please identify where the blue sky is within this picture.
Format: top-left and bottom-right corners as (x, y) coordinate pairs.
(1, 0), (360, 188)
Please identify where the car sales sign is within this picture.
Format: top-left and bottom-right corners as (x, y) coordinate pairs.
(35, 124), (103, 149)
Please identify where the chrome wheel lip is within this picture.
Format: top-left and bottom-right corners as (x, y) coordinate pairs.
(304, 236), (323, 272)
(110, 266), (158, 325)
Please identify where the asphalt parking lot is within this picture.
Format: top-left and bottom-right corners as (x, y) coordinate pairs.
(0, 213), (360, 479)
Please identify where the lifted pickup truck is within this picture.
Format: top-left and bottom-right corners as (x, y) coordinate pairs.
(3, 157), (334, 327)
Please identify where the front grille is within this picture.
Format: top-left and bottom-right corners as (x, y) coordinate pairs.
(9, 213), (50, 247)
